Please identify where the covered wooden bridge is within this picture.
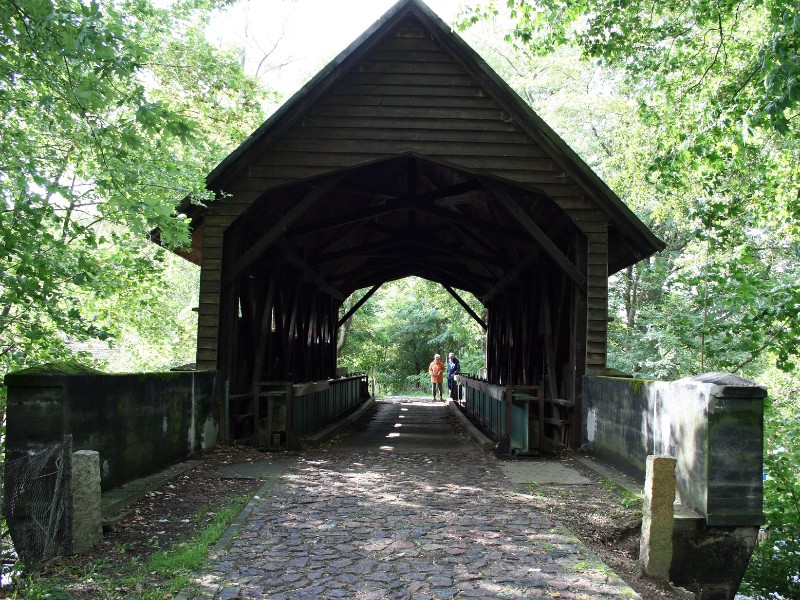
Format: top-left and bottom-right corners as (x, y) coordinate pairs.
(176, 0), (663, 451)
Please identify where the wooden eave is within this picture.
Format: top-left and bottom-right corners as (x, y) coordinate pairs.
(207, 0), (662, 266)
(194, 0), (664, 297)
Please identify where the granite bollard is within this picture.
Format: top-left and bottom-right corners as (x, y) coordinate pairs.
(71, 450), (102, 554)
(640, 454), (676, 580)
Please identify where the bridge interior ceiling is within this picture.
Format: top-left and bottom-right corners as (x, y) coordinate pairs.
(219, 156), (589, 448)
(227, 156), (581, 301)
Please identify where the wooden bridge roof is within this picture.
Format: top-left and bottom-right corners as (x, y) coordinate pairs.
(181, 0), (664, 301)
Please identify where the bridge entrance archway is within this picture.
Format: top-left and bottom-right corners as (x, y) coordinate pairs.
(173, 0), (663, 450)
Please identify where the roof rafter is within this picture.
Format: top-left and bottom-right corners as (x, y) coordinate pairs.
(478, 175), (586, 293)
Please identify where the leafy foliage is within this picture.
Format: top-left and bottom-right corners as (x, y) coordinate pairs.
(338, 278), (485, 394)
(459, 3), (800, 595)
(0, 0), (270, 377)
(740, 380), (800, 599)
(463, 4), (800, 379)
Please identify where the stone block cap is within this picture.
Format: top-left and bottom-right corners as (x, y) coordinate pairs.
(684, 372), (767, 398)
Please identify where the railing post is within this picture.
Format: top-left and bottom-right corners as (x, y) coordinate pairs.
(285, 382), (301, 451)
(496, 387), (513, 455)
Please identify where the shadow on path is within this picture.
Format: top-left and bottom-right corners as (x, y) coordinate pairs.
(180, 397), (640, 599)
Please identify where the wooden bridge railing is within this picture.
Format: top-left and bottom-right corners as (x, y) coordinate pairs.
(228, 372), (369, 450)
(455, 374), (548, 455)
(293, 372), (369, 438)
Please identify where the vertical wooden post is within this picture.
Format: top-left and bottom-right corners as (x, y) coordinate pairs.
(570, 233), (588, 449)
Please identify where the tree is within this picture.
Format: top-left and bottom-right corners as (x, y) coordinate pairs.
(0, 0), (271, 377)
(461, 3), (800, 594)
(461, 1), (800, 378)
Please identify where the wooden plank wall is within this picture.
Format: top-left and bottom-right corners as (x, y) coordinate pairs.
(196, 15), (610, 375)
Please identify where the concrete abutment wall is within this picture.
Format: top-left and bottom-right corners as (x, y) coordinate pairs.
(583, 373), (766, 600)
(4, 370), (221, 492)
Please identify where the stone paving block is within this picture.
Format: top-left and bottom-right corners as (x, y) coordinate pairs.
(178, 399), (640, 600)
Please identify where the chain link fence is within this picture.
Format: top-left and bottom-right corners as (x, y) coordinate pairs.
(2, 437), (73, 564)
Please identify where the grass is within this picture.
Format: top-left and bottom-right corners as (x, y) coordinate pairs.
(599, 476), (642, 511)
(8, 494), (251, 600)
(567, 559), (615, 576)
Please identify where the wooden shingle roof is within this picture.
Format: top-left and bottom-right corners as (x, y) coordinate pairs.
(187, 0), (663, 285)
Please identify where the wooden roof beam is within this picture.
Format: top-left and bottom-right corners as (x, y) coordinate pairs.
(337, 284), (381, 327)
(224, 173), (345, 286)
(410, 238), (506, 270)
(478, 176), (587, 293)
(443, 284), (487, 331)
(482, 250), (538, 303)
(289, 179), (482, 237)
(415, 204), (530, 242)
(333, 259), (487, 296)
(315, 237), (411, 265)
(280, 243), (345, 300)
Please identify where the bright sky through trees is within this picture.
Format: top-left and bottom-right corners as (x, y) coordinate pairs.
(205, 0), (477, 94)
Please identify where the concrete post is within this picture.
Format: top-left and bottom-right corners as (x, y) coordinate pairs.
(71, 450), (102, 554)
(640, 455), (676, 580)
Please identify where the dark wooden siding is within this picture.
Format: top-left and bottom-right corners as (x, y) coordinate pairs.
(197, 16), (610, 374)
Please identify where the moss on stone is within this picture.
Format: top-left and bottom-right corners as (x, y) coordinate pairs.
(629, 378), (649, 394)
(12, 360), (104, 376)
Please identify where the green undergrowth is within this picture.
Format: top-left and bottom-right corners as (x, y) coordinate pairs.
(599, 476), (643, 513)
(9, 495), (251, 600)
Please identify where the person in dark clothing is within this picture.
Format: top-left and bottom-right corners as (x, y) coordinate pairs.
(447, 352), (461, 401)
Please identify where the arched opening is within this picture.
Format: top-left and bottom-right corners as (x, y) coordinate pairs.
(335, 276), (486, 395)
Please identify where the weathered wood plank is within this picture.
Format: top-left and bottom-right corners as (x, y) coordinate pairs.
(394, 23), (441, 42)
(200, 279), (221, 294)
(587, 253), (607, 266)
(196, 348), (217, 361)
(570, 218), (609, 231)
(326, 71), (477, 88)
(282, 125), (531, 145)
(318, 91), (499, 110)
(263, 140), (551, 160)
(587, 298), (608, 311)
(549, 196), (599, 210)
(586, 351), (607, 364)
(586, 286), (606, 302)
(307, 103), (508, 120)
(202, 206), (250, 219)
(200, 292), (221, 305)
(249, 152), (389, 170)
(378, 36), (443, 52)
(250, 155), (559, 178)
(231, 169), (346, 189)
(297, 115), (521, 132)
(489, 176), (583, 197)
(588, 321), (608, 334)
(587, 275), (608, 288)
(563, 208), (607, 221)
(355, 60), (466, 75)
(330, 82), (488, 98)
(587, 332), (606, 343)
(588, 308), (607, 322)
(453, 156), (561, 172)
(198, 314), (219, 327)
(202, 235), (223, 249)
(365, 49), (456, 63)
(197, 337), (219, 350)
(585, 364), (606, 377)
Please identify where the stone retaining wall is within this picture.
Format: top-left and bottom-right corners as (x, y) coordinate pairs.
(5, 369), (220, 491)
(582, 372), (767, 600)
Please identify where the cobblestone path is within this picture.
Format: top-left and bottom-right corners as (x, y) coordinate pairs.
(184, 398), (639, 599)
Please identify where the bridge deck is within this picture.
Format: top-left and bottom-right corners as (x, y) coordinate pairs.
(177, 397), (639, 599)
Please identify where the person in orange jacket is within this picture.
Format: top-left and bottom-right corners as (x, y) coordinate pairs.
(428, 353), (445, 401)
